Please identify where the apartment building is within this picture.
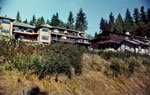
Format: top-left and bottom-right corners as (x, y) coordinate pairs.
(91, 31), (150, 55)
(0, 16), (90, 47)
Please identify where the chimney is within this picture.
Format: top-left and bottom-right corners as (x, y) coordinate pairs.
(84, 30), (87, 38)
(126, 32), (130, 35)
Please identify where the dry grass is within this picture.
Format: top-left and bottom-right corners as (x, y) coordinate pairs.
(0, 53), (150, 95)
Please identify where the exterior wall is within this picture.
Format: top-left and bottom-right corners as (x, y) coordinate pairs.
(0, 19), (13, 36)
(38, 28), (51, 43)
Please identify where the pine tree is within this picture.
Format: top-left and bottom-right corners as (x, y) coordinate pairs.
(36, 17), (45, 26)
(46, 19), (51, 25)
(147, 8), (150, 22)
(140, 6), (146, 22)
(108, 12), (114, 31)
(23, 19), (28, 24)
(67, 11), (74, 28)
(16, 11), (21, 22)
(36, 18), (42, 26)
(133, 8), (140, 23)
(29, 20), (33, 25)
(75, 8), (88, 31)
(40, 16), (45, 24)
(50, 12), (60, 26)
(100, 18), (109, 31)
(113, 14), (124, 33)
(124, 8), (133, 32)
(94, 32), (98, 37)
(32, 14), (36, 26)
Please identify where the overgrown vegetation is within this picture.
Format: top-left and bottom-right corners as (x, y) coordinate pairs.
(0, 37), (85, 79)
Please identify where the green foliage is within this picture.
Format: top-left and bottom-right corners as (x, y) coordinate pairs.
(1, 37), (84, 79)
(110, 60), (120, 77)
(100, 18), (109, 31)
(50, 12), (60, 26)
(142, 59), (150, 65)
(67, 11), (74, 26)
(75, 8), (88, 31)
(23, 19), (28, 24)
(124, 8), (133, 33)
(16, 11), (21, 22)
(36, 16), (45, 26)
(113, 13), (124, 33)
(128, 61), (136, 74)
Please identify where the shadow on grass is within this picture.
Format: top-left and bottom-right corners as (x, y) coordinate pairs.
(27, 86), (48, 95)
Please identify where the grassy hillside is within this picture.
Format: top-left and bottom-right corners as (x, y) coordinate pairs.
(0, 37), (150, 95)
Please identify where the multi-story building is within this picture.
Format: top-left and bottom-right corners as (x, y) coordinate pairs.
(91, 31), (150, 55)
(0, 16), (90, 47)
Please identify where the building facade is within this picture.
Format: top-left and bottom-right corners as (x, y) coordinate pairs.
(0, 16), (90, 47)
(91, 31), (150, 55)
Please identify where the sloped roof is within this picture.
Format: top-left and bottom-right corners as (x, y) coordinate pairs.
(13, 22), (35, 29)
(0, 16), (15, 21)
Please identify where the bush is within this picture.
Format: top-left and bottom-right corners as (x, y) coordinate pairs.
(128, 61), (136, 74)
(142, 59), (150, 65)
(110, 60), (121, 77)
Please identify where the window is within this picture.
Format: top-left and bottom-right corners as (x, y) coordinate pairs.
(2, 19), (10, 24)
(54, 29), (59, 33)
(42, 28), (49, 32)
(20, 36), (24, 40)
(20, 28), (24, 32)
(13, 26), (19, 31)
(42, 36), (49, 40)
(72, 32), (76, 35)
(12, 34), (15, 39)
(1, 29), (10, 34)
(26, 29), (33, 33)
(64, 31), (67, 34)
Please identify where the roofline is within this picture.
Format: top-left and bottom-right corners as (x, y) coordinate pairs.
(0, 16), (15, 21)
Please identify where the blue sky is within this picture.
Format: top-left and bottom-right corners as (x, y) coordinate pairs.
(0, 0), (150, 35)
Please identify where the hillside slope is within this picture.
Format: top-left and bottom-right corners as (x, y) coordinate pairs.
(0, 53), (150, 95)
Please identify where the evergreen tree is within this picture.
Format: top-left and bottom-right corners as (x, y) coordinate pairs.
(100, 18), (105, 31)
(40, 16), (45, 24)
(124, 8), (133, 32)
(147, 8), (150, 22)
(140, 6), (146, 22)
(133, 8), (140, 23)
(94, 32), (98, 37)
(23, 19), (28, 24)
(50, 12), (60, 26)
(36, 17), (45, 26)
(29, 14), (36, 26)
(100, 18), (109, 31)
(16, 11), (21, 22)
(113, 14), (124, 33)
(36, 18), (42, 26)
(67, 11), (74, 27)
(58, 20), (66, 28)
(108, 12), (115, 31)
(29, 20), (33, 25)
(46, 19), (51, 25)
(75, 8), (88, 31)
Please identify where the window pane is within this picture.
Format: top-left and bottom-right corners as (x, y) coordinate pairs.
(20, 36), (24, 40)
(42, 28), (49, 32)
(20, 28), (24, 32)
(1, 29), (10, 34)
(13, 26), (19, 31)
(54, 29), (59, 33)
(42, 36), (48, 40)
(2, 19), (10, 24)
(26, 29), (33, 33)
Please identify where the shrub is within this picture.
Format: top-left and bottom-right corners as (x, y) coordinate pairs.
(142, 59), (150, 65)
(128, 61), (136, 74)
(110, 60), (120, 77)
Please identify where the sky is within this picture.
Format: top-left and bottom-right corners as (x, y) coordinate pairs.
(0, 0), (150, 35)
